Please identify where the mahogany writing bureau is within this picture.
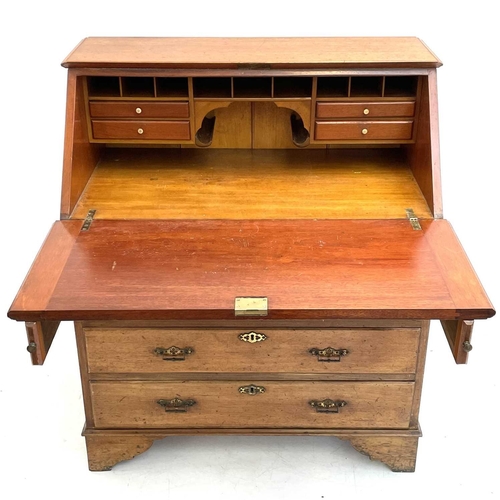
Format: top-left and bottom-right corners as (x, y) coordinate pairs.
(7, 37), (495, 472)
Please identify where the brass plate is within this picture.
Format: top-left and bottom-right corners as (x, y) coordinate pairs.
(234, 297), (268, 317)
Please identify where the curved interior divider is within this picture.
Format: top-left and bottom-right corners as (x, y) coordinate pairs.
(195, 112), (216, 147)
(291, 113), (310, 147)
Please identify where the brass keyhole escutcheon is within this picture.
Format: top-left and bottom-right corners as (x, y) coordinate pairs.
(238, 331), (267, 343)
(239, 384), (266, 395)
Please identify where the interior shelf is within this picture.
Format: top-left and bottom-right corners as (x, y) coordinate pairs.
(87, 76), (121, 97)
(274, 77), (313, 98)
(156, 77), (189, 97)
(233, 77), (272, 98)
(384, 76), (419, 97)
(316, 76), (418, 98)
(87, 75), (419, 100)
(121, 77), (155, 97)
(192, 77), (313, 99)
(350, 77), (384, 97)
(316, 77), (349, 98)
(72, 148), (432, 220)
(87, 76), (189, 99)
(193, 77), (232, 98)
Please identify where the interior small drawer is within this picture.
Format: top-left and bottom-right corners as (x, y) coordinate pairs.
(92, 120), (191, 140)
(84, 327), (420, 375)
(90, 381), (415, 429)
(315, 120), (413, 141)
(316, 101), (415, 119)
(89, 101), (189, 119)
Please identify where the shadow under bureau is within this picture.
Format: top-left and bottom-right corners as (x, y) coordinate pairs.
(7, 37), (495, 472)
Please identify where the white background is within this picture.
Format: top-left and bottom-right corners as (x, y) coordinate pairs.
(1, 1), (499, 498)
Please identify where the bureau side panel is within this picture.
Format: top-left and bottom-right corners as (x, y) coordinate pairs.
(75, 322), (95, 426)
(409, 320), (429, 427)
(405, 70), (443, 218)
(60, 70), (103, 219)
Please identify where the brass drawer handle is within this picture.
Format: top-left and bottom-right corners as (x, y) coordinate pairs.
(135, 107), (142, 114)
(239, 384), (266, 395)
(309, 399), (347, 413)
(157, 397), (196, 412)
(309, 347), (349, 362)
(363, 108), (370, 115)
(137, 127), (144, 134)
(361, 128), (368, 135)
(154, 346), (194, 361)
(238, 331), (267, 343)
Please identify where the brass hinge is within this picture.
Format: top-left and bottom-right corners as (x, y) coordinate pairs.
(81, 209), (96, 231)
(235, 297), (268, 317)
(405, 208), (422, 230)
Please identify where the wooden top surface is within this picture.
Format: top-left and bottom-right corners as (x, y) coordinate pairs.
(8, 219), (493, 322)
(71, 149), (433, 220)
(62, 37), (442, 69)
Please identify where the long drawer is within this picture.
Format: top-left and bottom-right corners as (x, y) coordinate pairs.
(315, 120), (413, 140)
(89, 101), (190, 119)
(316, 101), (415, 119)
(92, 120), (191, 140)
(90, 381), (415, 429)
(84, 328), (420, 374)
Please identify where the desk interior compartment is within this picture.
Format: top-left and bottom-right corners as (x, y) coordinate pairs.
(70, 148), (432, 220)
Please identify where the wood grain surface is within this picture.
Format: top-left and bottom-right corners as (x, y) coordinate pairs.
(60, 72), (103, 219)
(89, 101), (190, 119)
(8, 221), (81, 316)
(84, 327), (420, 375)
(316, 101), (415, 119)
(62, 38), (442, 69)
(92, 120), (191, 140)
(71, 148), (432, 220)
(7, 219), (494, 321)
(25, 320), (60, 365)
(405, 70), (442, 217)
(81, 427), (422, 471)
(315, 121), (413, 140)
(346, 436), (419, 472)
(90, 380), (415, 429)
(441, 319), (474, 364)
(85, 435), (154, 471)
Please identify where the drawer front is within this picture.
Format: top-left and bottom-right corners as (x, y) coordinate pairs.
(316, 101), (415, 119)
(315, 121), (413, 140)
(89, 101), (190, 119)
(91, 381), (415, 429)
(84, 328), (420, 374)
(92, 120), (191, 140)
